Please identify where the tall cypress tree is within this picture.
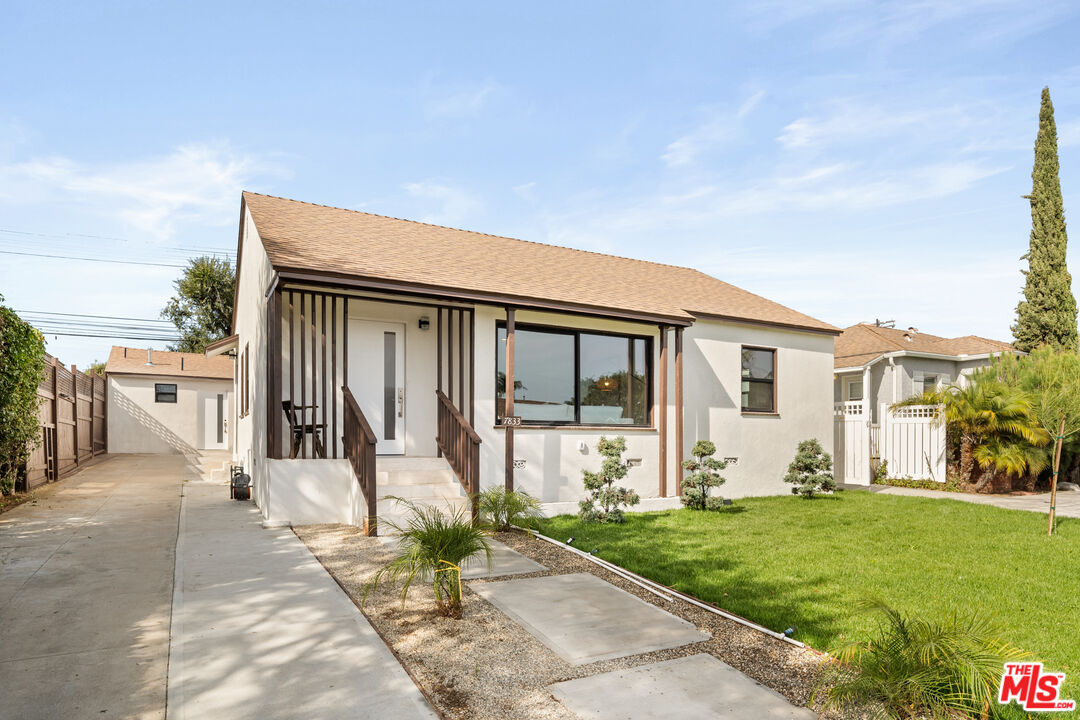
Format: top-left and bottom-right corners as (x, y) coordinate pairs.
(1013, 87), (1078, 352)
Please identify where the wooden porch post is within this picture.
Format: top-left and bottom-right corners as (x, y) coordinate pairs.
(269, 286), (283, 459)
(674, 327), (684, 498)
(505, 308), (515, 491)
(437, 308), (443, 458)
(658, 325), (668, 498)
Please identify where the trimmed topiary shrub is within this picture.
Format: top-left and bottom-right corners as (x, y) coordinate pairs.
(680, 440), (727, 510)
(579, 435), (639, 523)
(783, 438), (836, 498)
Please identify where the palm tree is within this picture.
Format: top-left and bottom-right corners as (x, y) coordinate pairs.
(894, 380), (1048, 486)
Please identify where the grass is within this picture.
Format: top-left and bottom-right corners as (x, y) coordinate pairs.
(540, 492), (1080, 704)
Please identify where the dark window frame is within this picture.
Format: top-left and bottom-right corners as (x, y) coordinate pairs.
(740, 345), (777, 415)
(155, 383), (178, 404)
(496, 320), (654, 427)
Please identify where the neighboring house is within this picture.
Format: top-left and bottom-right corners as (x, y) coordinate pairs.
(106, 346), (233, 454)
(832, 323), (1016, 486)
(834, 323), (1016, 422)
(218, 191), (839, 531)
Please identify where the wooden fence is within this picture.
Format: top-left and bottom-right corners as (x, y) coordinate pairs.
(22, 355), (107, 491)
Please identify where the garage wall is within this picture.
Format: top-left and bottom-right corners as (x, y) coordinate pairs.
(107, 374), (233, 454)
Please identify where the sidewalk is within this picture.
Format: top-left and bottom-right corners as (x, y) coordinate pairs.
(167, 478), (437, 720)
(865, 484), (1080, 518)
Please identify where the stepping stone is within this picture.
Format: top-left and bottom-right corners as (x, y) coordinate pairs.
(461, 540), (546, 579)
(549, 654), (817, 719)
(471, 573), (709, 665)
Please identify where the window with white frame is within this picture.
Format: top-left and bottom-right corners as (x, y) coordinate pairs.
(846, 377), (864, 401)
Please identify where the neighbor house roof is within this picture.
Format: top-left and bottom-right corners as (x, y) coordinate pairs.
(105, 346), (233, 380)
(240, 191), (839, 334)
(834, 324), (1015, 369)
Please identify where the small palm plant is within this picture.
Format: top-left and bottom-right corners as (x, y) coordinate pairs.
(362, 497), (493, 619)
(681, 440), (727, 510)
(475, 487), (544, 531)
(824, 599), (1029, 720)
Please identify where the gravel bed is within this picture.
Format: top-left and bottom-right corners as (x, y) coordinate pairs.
(295, 524), (869, 720)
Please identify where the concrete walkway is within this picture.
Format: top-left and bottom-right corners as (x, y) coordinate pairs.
(168, 473), (436, 719)
(0, 454), (189, 720)
(867, 484), (1080, 518)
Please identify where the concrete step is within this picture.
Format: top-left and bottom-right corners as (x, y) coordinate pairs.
(377, 481), (466, 500)
(374, 469), (458, 486)
(376, 456), (452, 472)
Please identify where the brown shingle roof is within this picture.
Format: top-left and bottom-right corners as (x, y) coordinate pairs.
(105, 346), (233, 380)
(834, 324), (1014, 368)
(241, 191), (838, 333)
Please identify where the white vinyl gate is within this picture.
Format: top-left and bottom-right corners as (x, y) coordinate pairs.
(833, 402), (945, 485)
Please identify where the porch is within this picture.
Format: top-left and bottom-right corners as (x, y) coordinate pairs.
(259, 279), (689, 535)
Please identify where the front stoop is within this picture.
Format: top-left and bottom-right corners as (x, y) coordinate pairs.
(375, 457), (469, 530)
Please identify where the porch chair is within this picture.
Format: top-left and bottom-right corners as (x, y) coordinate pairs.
(282, 400), (327, 458)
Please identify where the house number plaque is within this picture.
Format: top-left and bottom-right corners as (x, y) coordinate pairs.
(502, 416), (522, 426)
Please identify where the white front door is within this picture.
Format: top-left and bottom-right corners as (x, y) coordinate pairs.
(200, 391), (228, 450)
(348, 319), (406, 455)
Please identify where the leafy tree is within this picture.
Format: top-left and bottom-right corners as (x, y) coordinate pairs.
(88, 361), (106, 377)
(680, 440), (727, 510)
(161, 256), (235, 353)
(1013, 87), (1078, 352)
(579, 435), (639, 523)
(783, 439), (835, 498)
(0, 296), (47, 494)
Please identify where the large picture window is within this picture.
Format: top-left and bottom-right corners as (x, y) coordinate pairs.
(497, 323), (651, 426)
(741, 347), (776, 413)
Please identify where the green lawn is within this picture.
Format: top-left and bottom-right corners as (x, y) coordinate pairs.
(541, 492), (1080, 700)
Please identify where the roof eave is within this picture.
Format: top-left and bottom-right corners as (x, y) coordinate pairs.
(274, 267), (695, 327)
(689, 311), (841, 336)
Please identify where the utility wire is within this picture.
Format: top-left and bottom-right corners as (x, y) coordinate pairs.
(0, 249), (189, 268)
(18, 310), (174, 323)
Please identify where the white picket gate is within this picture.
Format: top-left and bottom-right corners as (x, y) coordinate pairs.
(879, 404), (946, 482)
(833, 402), (945, 485)
(833, 401), (870, 485)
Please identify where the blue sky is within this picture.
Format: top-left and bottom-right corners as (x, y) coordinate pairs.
(2, 1), (1079, 367)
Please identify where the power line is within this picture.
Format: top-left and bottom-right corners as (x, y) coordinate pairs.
(18, 310), (174, 323)
(0, 226), (236, 255)
(0, 249), (189, 268)
(36, 331), (181, 341)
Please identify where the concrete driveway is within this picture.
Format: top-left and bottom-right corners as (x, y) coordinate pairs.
(0, 454), (189, 720)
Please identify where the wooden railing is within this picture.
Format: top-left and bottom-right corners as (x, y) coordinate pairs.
(342, 386), (378, 536)
(436, 390), (482, 512)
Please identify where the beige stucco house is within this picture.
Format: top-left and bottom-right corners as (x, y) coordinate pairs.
(105, 346), (233, 454)
(216, 191), (840, 532)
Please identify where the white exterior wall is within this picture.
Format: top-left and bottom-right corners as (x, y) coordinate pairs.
(474, 309), (835, 506)
(682, 320), (834, 498)
(106, 374), (232, 454)
(232, 208), (274, 514)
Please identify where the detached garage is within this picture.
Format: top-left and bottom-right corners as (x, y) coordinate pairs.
(105, 346), (233, 454)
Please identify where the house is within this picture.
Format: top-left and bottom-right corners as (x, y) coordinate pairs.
(217, 191), (839, 532)
(832, 323), (1015, 486)
(105, 346), (233, 454)
(834, 322), (1016, 420)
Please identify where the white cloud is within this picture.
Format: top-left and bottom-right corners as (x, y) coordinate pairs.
(425, 79), (500, 119)
(402, 180), (483, 226)
(0, 142), (275, 238)
(663, 91), (767, 168)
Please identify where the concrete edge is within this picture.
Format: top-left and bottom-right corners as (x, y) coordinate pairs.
(164, 477), (188, 719)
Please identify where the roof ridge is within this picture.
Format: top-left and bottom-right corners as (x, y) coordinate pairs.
(242, 190), (700, 273)
(857, 323), (907, 351)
